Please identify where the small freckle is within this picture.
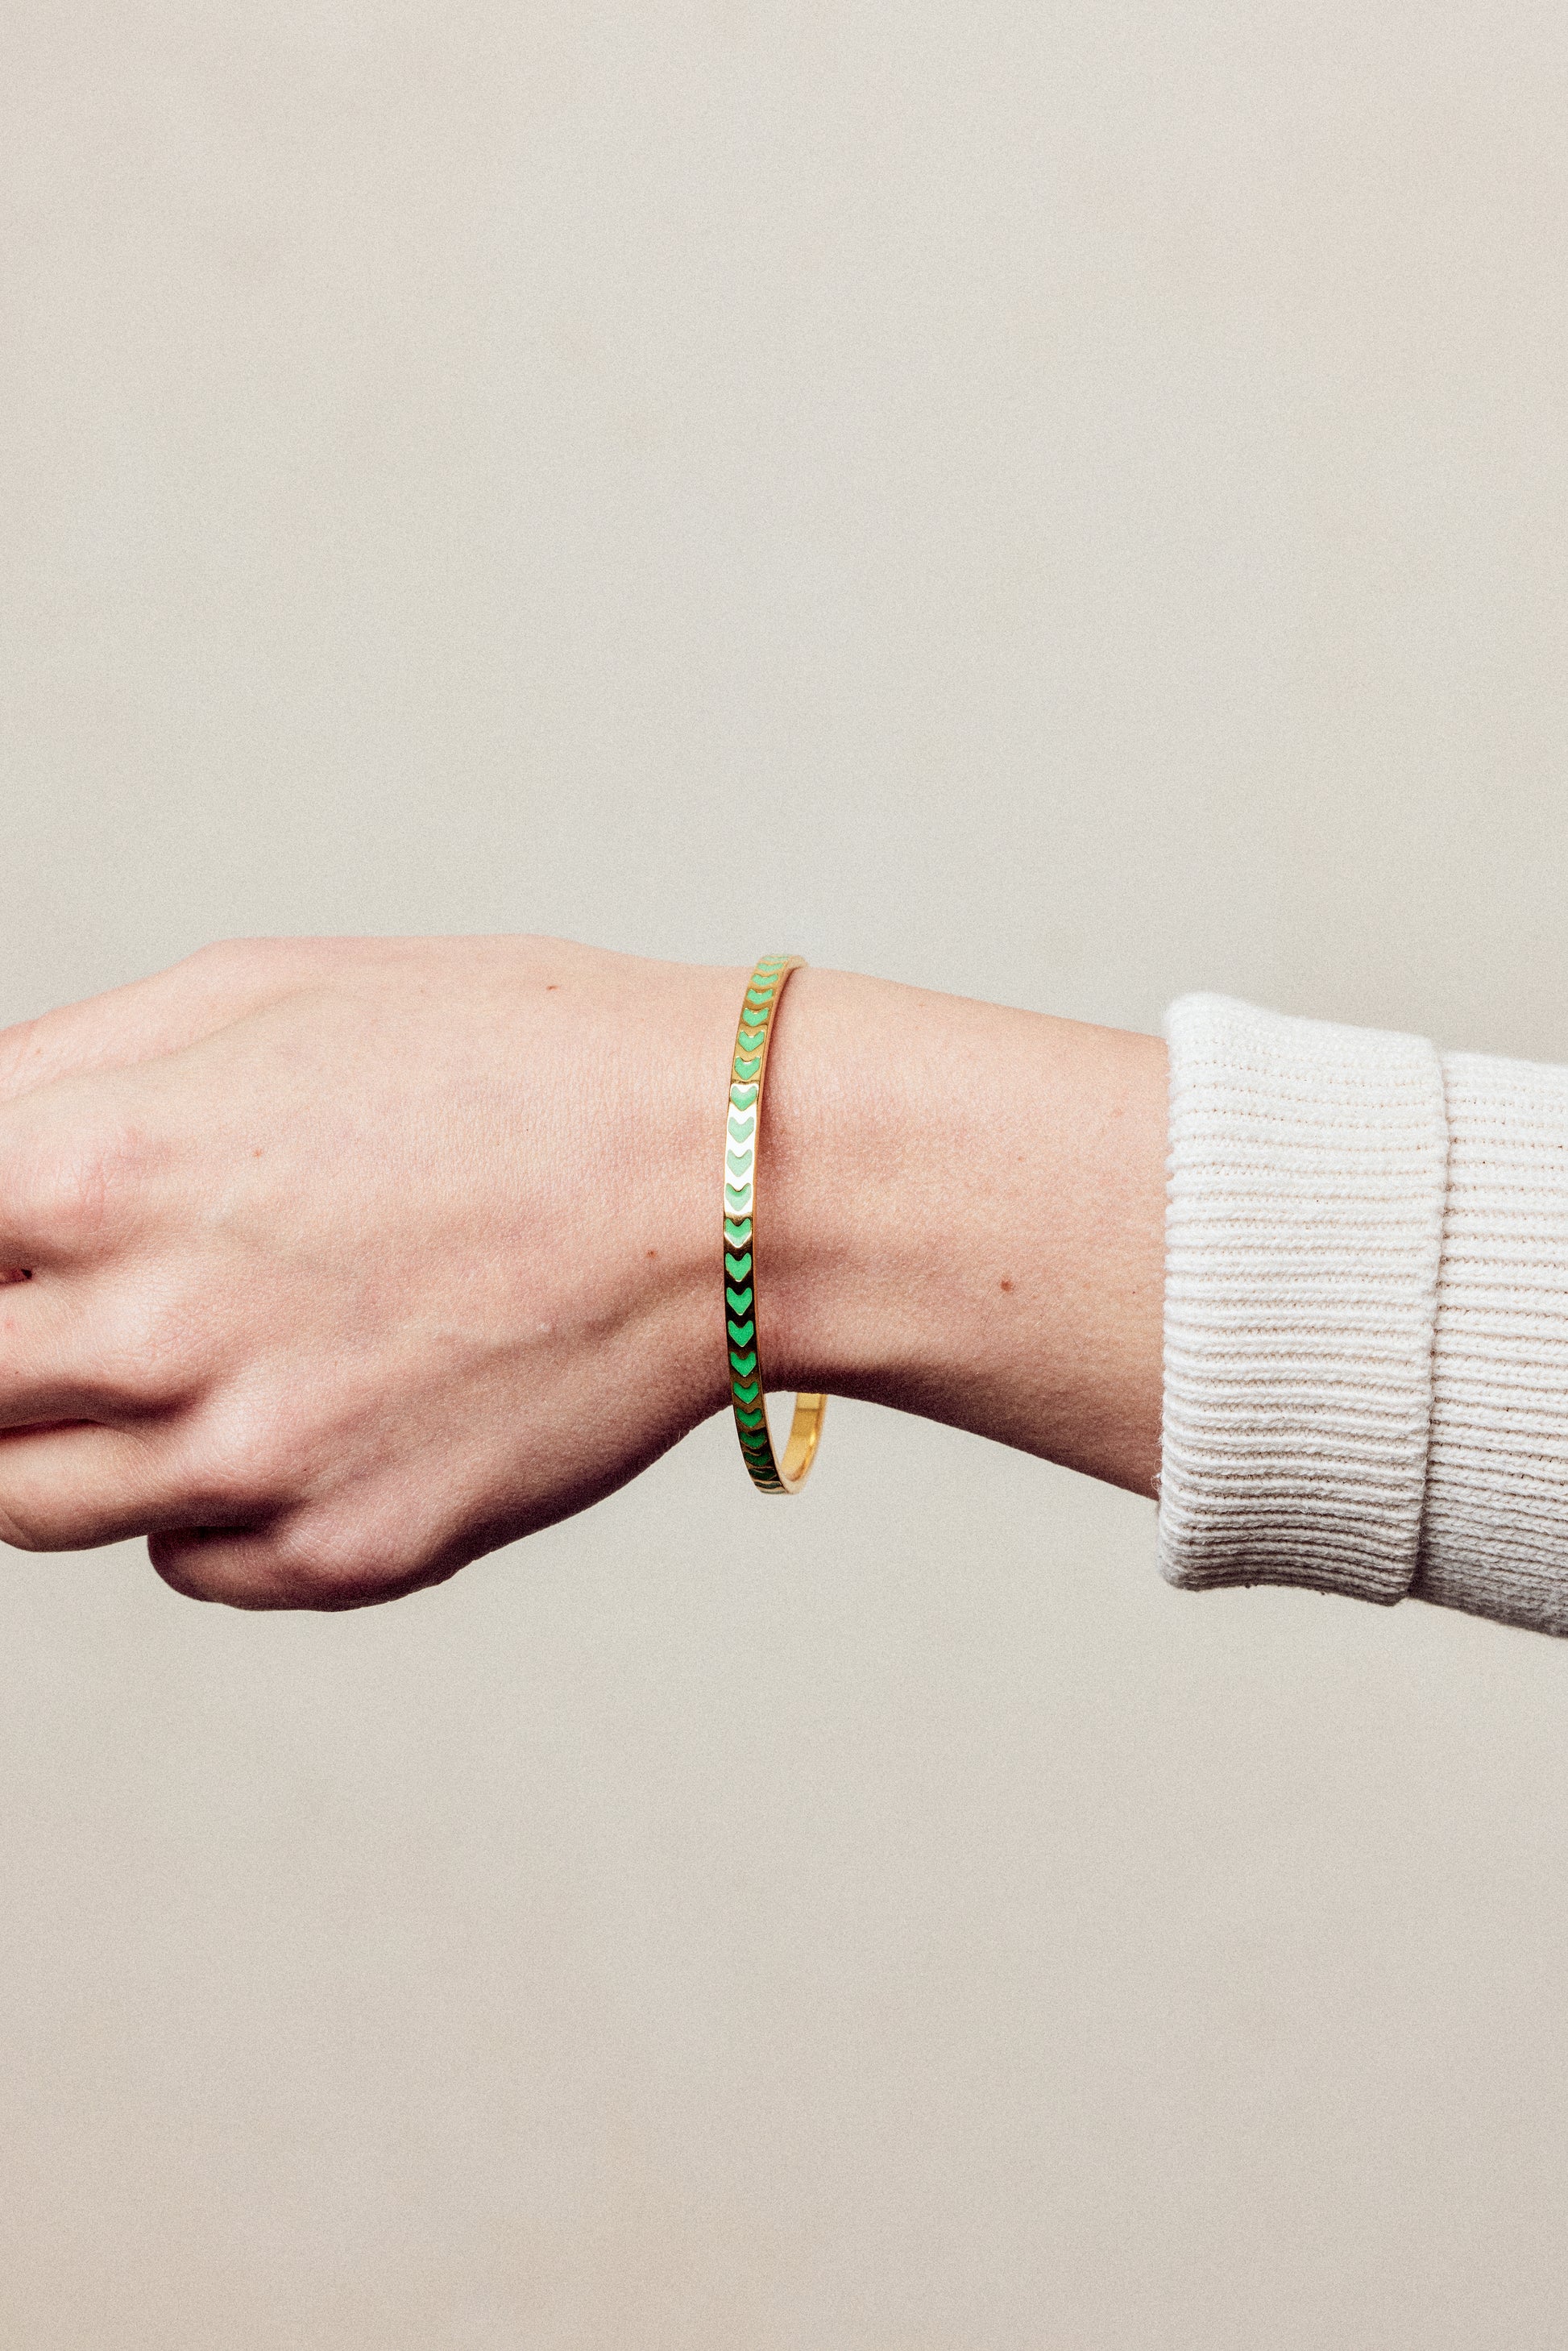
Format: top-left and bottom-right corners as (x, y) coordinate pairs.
(253, 1147), (263, 1158)
(545, 984), (561, 992)
(999, 1277), (1014, 1292)
(646, 1248), (658, 1259)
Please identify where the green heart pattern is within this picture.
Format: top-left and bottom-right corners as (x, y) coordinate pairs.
(724, 953), (794, 1493)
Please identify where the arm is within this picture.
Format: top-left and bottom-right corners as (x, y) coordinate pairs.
(0, 937), (1166, 1609)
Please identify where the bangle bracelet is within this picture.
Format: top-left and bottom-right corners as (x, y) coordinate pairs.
(724, 953), (827, 1495)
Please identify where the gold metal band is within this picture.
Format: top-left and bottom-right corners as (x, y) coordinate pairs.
(723, 954), (826, 1494)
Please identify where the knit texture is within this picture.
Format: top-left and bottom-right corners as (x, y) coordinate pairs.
(1413, 1049), (1568, 1634)
(1159, 994), (1449, 1603)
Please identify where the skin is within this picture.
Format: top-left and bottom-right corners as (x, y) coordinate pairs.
(0, 937), (1168, 1610)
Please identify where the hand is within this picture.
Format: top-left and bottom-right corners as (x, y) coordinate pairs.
(0, 937), (744, 1607)
(0, 935), (1167, 1611)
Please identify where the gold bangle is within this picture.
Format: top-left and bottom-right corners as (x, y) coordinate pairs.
(723, 954), (827, 1494)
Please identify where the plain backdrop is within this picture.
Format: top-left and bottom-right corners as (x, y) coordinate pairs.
(4, 5), (1568, 2345)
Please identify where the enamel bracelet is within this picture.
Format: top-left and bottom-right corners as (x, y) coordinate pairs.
(724, 954), (827, 1494)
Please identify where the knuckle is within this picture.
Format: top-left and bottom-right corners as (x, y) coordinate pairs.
(185, 1387), (311, 1506)
(10, 1116), (161, 1256)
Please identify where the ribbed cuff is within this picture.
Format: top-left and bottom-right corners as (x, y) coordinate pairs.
(1158, 994), (1449, 1604)
(1414, 1049), (1568, 1635)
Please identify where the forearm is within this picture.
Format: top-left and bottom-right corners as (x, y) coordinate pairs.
(741, 967), (1168, 1499)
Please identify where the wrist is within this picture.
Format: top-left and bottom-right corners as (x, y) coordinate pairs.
(745, 966), (1167, 1497)
(653, 958), (889, 1432)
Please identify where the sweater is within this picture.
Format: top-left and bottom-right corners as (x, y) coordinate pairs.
(1158, 994), (1568, 1639)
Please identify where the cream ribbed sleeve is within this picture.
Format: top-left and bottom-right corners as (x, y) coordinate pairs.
(1158, 994), (1568, 1636)
(1413, 1049), (1568, 1634)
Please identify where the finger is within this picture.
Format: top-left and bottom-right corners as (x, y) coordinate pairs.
(0, 1272), (108, 1421)
(0, 1421), (256, 1554)
(0, 1255), (198, 1426)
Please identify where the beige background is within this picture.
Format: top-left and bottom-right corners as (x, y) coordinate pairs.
(4, 4), (1568, 2344)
